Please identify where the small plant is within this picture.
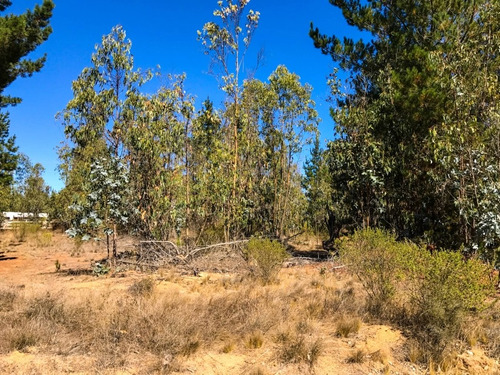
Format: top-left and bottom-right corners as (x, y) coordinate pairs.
(36, 231), (52, 247)
(335, 316), (361, 338)
(0, 288), (17, 312)
(54, 259), (61, 272)
(347, 348), (365, 364)
(221, 341), (235, 353)
(246, 331), (264, 349)
(92, 261), (110, 276)
(278, 333), (323, 368)
(9, 330), (39, 351)
(25, 293), (64, 323)
(129, 278), (155, 297)
(245, 238), (289, 283)
(13, 222), (40, 242)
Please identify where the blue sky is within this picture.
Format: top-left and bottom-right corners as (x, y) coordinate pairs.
(4, 0), (361, 191)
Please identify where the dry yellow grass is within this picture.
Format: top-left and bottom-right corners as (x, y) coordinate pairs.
(0, 231), (498, 374)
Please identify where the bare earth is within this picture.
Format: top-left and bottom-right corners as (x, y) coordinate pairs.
(0, 231), (498, 375)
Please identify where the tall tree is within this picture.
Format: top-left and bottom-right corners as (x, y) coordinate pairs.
(310, 0), (500, 249)
(0, 0), (53, 197)
(198, 0), (260, 239)
(59, 25), (151, 236)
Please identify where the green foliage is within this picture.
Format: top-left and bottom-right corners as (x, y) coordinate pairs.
(311, 0), (500, 252)
(92, 262), (110, 276)
(244, 238), (288, 283)
(0, 0), (54, 104)
(339, 228), (495, 358)
(409, 251), (495, 350)
(337, 228), (417, 312)
(0, 0), (53, 191)
(66, 156), (131, 257)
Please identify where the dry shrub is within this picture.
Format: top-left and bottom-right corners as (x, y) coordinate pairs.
(244, 238), (289, 284)
(0, 287), (17, 312)
(246, 330), (264, 349)
(128, 277), (155, 297)
(278, 333), (322, 368)
(347, 348), (366, 363)
(335, 316), (361, 338)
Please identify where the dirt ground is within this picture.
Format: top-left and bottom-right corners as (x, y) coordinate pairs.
(0, 230), (498, 375)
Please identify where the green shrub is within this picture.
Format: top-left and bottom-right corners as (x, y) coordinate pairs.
(408, 251), (494, 353)
(338, 228), (495, 360)
(336, 228), (420, 313)
(245, 238), (289, 283)
(12, 222), (40, 242)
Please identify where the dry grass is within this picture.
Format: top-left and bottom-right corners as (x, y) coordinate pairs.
(335, 316), (362, 338)
(0, 269), (358, 373)
(1, 231), (499, 374)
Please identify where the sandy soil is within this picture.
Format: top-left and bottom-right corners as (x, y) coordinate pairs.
(0, 230), (498, 375)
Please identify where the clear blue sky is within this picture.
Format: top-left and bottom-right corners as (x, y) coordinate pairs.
(4, 0), (361, 191)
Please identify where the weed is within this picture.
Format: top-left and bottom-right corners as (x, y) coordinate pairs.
(129, 277), (155, 297)
(245, 238), (288, 284)
(279, 333), (322, 368)
(347, 348), (365, 364)
(246, 331), (264, 349)
(0, 288), (17, 312)
(12, 222), (40, 242)
(25, 293), (65, 323)
(221, 341), (235, 353)
(36, 231), (52, 247)
(9, 330), (39, 351)
(55, 259), (61, 272)
(335, 316), (361, 338)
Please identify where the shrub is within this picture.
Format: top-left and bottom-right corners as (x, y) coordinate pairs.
(129, 278), (155, 297)
(337, 228), (420, 313)
(245, 238), (289, 283)
(278, 334), (322, 368)
(408, 251), (494, 353)
(12, 222), (40, 242)
(339, 228), (495, 361)
(335, 316), (361, 338)
(36, 231), (52, 247)
(0, 288), (17, 312)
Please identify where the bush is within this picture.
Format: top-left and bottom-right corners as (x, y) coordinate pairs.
(338, 228), (495, 360)
(336, 228), (420, 313)
(36, 231), (52, 247)
(408, 251), (494, 352)
(245, 238), (289, 283)
(12, 222), (40, 242)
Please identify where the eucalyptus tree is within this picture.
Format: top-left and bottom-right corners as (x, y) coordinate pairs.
(125, 75), (194, 241)
(190, 99), (230, 243)
(60, 25), (151, 237)
(198, 0), (260, 239)
(259, 66), (318, 238)
(66, 156), (131, 258)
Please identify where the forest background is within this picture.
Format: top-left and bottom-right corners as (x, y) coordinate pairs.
(1, 0), (499, 266)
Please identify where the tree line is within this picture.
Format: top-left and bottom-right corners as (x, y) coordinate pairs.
(1, 0), (499, 266)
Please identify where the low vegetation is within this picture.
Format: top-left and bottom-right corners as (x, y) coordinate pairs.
(337, 228), (497, 365)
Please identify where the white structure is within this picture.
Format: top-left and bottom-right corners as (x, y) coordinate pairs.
(2, 212), (49, 229)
